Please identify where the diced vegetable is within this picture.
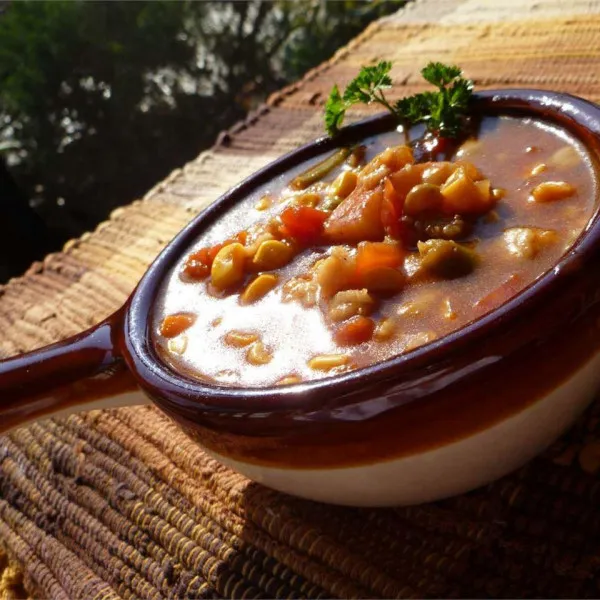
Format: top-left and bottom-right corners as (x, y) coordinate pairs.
(167, 335), (188, 355)
(334, 315), (375, 346)
(295, 192), (321, 208)
(160, 313), (195, 338)
(246, 341), (272, 365)
(404, 183), (443, 215)
(381, 178), (402, 238)
(224, 331), (259, 347)
(356, 241), (404, 273)
(308, 354), (350, 371)
(280, 205), (329, 244)
(290, 148), (352, 190)
(360, 267), (405, 293)
(255, 195), (272, 211)
(277, 374), (302, 385)
(530, 181), (576, 202)
(324, 185), (385, 243)
(330, 170), (358, 199)
(240, 274), (278, 304)
(421, 162), (455, 185)
(183, 251), (210, 280)
(387, 163), (425, 197)
(453, 160), (482, 181)
(252, 240), (294, 270)
(418, 239), (478, 279)
(530, 163), (547, 176)
(440, 167), (494, 214)
(211, 242), (247, 290)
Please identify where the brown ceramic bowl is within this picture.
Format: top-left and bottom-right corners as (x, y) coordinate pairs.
(2, 89), (600, 506)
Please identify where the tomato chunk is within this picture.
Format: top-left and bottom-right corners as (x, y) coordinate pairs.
(280, 206), (329, 244)
(334, 315), (375, 346)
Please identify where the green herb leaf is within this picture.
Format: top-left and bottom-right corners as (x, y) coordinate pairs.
(342, 60), (392, 104)
(324, 60), (474, 140)
(324, 61), (394, 136)
(421, 62), (462, 87)
(324, 84), (346, 136)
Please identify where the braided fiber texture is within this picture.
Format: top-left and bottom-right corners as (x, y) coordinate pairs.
(3, 1), (600, 597)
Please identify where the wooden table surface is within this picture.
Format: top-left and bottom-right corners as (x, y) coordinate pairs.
(3, 1), (600, 598)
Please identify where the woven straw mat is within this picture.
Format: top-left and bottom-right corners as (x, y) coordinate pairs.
(4, 1), (600, 598)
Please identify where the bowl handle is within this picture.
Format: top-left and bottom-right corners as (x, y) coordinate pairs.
(0, 309), (145, 433)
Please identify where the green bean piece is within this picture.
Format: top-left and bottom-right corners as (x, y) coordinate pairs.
(290, 147), (352, 190)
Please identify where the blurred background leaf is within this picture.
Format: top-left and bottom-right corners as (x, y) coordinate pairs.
(0, 0), (404, 280)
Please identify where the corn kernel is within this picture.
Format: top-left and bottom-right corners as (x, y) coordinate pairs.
(246, 341), (272, 365)
(295, 192), (321, 208)
(240, 274), (278, 304)
(330, 170), (358, 199)
(530, 181), (576, 203)
(167, 335), (188, 355)
(308, 354), (349, 371)
(255, 195), (272, 211)
(252, 240), (294, 271)
(224, 330), (258, 348)
(211, 242), (246, 290)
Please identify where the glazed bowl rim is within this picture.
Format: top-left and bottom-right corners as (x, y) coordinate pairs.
(122, 88), (600, 418)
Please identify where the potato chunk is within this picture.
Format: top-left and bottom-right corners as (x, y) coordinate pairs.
(323, 185), (384, 243)
(503, 227), (558, 259)
(530, 181), (576, 203)
(440, 167), (493, 214)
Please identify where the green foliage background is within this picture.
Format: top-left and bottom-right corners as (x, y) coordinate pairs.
(0, 0), (403, 242)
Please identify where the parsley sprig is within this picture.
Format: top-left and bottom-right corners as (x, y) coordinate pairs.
(324, 61), (473, 139)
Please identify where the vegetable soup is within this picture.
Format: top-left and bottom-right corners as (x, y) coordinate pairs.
(153, 116), (597, 387)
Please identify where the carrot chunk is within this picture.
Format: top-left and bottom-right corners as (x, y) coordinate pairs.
(356, 241), (404, 276)
(334, 315), (375, 346)
(160, 313), (196, 338)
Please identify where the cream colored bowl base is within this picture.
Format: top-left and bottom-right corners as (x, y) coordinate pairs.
(208, 352), (600, 507)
